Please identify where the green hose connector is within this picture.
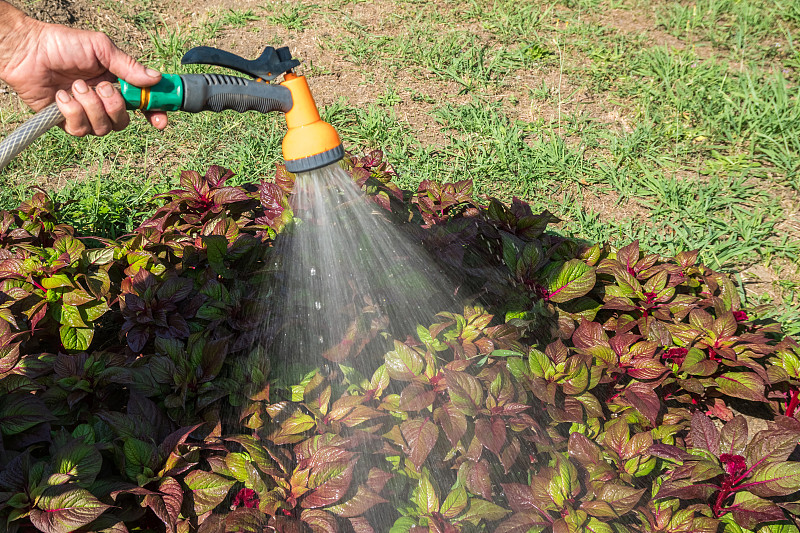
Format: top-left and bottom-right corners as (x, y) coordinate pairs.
(120, 73), (184, 111)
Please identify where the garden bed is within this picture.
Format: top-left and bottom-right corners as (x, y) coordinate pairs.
(0, 154), (799, 532)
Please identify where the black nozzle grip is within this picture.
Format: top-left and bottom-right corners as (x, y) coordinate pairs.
(180, 74), (293, 114)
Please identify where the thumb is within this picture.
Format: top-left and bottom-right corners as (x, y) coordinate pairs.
(101, 39), (162, 87)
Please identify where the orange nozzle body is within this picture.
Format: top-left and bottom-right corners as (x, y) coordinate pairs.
(280, 73), (343, 172)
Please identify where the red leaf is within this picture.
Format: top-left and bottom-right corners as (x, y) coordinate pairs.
(624, 382), (661, 425)
(299, 510), (338, 533)
(434, 403), (467, 448)
(401, 418), (439, 469)
(466, 460), (492, 500)
(302, 463), (355, 509)
(399, 382), (436, 411)
(144, 476), (183, 531)
(475, 417), (507, 457)
(501, 483), (535, 512)
(326, 484), (387, 517)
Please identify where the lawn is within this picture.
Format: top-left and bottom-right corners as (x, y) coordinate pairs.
(0, 0), (798, 333)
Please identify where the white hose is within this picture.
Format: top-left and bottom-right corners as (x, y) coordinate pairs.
(0, 102), (64, 172)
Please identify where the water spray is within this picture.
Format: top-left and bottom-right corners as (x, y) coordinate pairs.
(0, 45), (343, 172)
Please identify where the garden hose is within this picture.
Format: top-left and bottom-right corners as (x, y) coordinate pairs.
(0, 45), (343, 173)
(0, 102), (63, 172)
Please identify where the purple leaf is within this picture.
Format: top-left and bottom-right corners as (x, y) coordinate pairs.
(718, 416), (748, 456)
(623, 382), (661, 425)
(745, 428), (800, 467)
(729, 492), (787, 530)
(689, 411), (719, 455)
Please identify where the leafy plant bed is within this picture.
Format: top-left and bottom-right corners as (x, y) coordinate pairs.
(1, 152), (800, 533)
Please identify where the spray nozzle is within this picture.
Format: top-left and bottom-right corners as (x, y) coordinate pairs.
(120, 45), (343, 172)
(180, 45), (300, 81)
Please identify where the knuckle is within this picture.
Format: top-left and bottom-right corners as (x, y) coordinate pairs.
(65, 123), (90, 137)
(113, 113), (131, 132)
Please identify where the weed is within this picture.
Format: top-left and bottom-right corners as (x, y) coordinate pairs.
(146, 24), (192, 72)
(267, 3), (313, 30)
(375, 86), (402, 107)
(219, 8), (260, 27)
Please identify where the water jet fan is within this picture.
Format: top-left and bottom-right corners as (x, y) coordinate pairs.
(0, 45), (344, 172)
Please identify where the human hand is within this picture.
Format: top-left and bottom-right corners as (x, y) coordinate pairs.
(0, 5), (168, 136)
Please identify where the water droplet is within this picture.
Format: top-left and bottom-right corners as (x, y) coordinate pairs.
(310, 268), (316, 276)
(315, 301), (322, 310)
(318, 336), (324, 344)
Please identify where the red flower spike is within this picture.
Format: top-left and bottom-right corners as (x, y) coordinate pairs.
(733, 310), (749, 322)
(719, 453), (747, 477)
(663, 347), (688, 364)
(232, 488), (259, 509)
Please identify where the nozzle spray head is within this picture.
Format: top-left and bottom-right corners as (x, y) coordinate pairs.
(279, 73), (343, 172)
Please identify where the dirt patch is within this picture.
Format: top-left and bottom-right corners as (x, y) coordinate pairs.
(19, 0), (84, 26)
(596, 6), (686, 50)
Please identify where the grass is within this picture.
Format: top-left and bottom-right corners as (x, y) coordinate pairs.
(1, 0), (799, 332)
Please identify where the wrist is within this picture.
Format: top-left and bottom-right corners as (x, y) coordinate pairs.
(0, 3), (43, 81)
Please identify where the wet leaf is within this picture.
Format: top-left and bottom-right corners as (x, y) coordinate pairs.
(29, 486), (110, 533)
(385, 341), (425, 381)
(401, 418), (439, 469)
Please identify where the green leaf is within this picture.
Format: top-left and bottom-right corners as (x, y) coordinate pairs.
(389, 517), (417, 533)
(384, 340), (424, 381)
(54, 235), (85, 261)
(715, 372), (767, 402)
(29, 486), (110, 533)
(52, 303), (88, 328)
(82, 300), (110, 322)
(545, 259), (596, 303)
(60, 325), (93, 351)
(41, 274), (73, 289)
(0, 393), (54, 435)
(459, 498), (510, 525)
(123, 438), (156, 481)
(745, 462), (800, 497)
(585, 517), (615, 533)
(414, 475), (439, 515)
(81, 248), (115, 266)
(528, 348), (555, 379)
(203, 235), (233, 278)
(440, 486), (468, 518)
(184, 470), (235, 515)
(280, 411), (316, 435)
(51, 440), (102, 487)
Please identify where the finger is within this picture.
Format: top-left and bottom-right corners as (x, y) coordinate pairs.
(144, 111), (168, 130)
(55, 89), (92, 137)
(96, 81), (130, 132)
(70, 79), (113, 136)
(96, 34), (161, 87)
